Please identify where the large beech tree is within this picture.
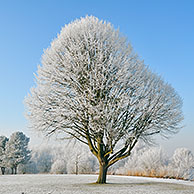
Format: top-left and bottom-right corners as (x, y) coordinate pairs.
(25, 16), (183, 183)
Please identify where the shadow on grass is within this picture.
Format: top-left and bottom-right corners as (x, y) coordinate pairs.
(85, 181), (194, 191)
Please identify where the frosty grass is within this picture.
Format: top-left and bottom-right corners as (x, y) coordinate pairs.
(0, 174), (194, 194)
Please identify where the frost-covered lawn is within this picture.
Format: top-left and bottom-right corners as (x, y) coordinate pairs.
(0, 174), (194, 194)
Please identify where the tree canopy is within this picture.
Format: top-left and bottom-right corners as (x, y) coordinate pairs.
(25, 16), (183, 183)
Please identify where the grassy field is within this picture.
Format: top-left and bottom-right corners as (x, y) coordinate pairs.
(0, 174), (194, 194)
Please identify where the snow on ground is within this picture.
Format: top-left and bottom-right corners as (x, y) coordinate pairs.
(0, 174), (194, 194)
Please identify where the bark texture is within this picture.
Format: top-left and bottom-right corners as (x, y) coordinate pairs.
(96, 164), (108, 184)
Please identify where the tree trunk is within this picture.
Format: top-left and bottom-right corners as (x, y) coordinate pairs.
(75, 154), (79, 175)
(75, 160), (78, 175)
(1, 167), (5, 175)
(96, 163), (108, 184)
(14, 166), (17, 174)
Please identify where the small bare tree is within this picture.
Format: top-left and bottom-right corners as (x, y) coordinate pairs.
(25, 16), (183, 183)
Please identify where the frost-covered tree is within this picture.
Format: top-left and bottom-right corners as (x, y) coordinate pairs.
(137, 147), (168, 176)
(116, 144), (169, 177)
(0, 136), (8, 175)
(25, 16), (183, 183)
(5, 132), (30, 174)
(170, 148), (194, 180)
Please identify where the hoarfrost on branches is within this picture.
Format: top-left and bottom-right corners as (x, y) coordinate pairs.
(25, 16), (183, 183)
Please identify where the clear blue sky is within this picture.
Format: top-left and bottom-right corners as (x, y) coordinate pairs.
(0, 0), (193, 153)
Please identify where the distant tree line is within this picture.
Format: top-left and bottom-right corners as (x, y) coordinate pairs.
(2, 139), (193, 181)
(0, 132), (30, 175)
(1, 134), (194, 181)
(116, 143), (194, 181)
(17, 142), (98, 175)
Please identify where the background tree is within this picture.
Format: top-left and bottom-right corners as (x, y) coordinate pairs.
(120, 145), (168, 177)
(65, 142), (97, 174)
(25, 16), (183, 183)
(0, 136), (8, 175)
(169, 148), (194, 180)
(50, 159), (67, 174)
(30, 145), (53, 173)
(5, 132), (30, 174)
